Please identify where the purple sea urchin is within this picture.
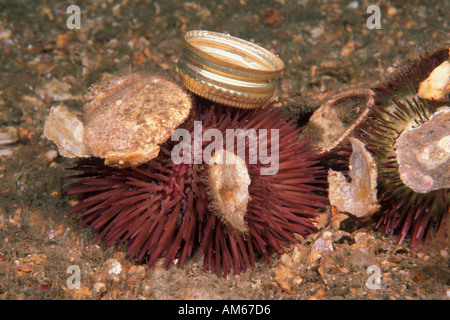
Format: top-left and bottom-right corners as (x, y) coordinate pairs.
(65, 104), (326, 277)
(357, 49), (450, 248)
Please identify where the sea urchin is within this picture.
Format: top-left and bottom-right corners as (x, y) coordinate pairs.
(65, 104), (326, 277)
(358, 49), (450, 248)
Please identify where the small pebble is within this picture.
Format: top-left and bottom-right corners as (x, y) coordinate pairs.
(0, 29), (12, 40)
(349, 247), (376, 267)
(273, 265), (293, 294)
(0, 126), (18, 145)
(0, 148), (14, 157)
(93, 282), (107, 295)
(280, 253), (293, 267)
(36, 78), (73, 101)
(291, 245), (307, 263)
(104, 258), (122, 275)
(312, 233), (334, 253)
(126, 265), (146, 286)
(309, 26), (324, 39)
(45, 149), (59, 163)
(330, 213), (349, 230)
(71, 287), (92, 299)
(347, 1), (359, 9)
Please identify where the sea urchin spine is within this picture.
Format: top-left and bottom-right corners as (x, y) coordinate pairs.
(65, 105), (326, 277)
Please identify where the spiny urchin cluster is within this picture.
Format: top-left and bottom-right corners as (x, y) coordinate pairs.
(65, 104), (326, 277)
(355, 50), (449, 248)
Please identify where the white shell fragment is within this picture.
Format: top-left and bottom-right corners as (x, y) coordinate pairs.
(417, 57), (450, 102)
(207, 150), (251, 234)
(43, 105), (91, 158)
(0, 126), (18, 145)
(328, 138), (380, 218)
(104, 258), (122, 275)
(395, 107), (450, 193)
(36, 78), (73, 101)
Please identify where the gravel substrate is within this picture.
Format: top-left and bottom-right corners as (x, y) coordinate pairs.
(0, 0), (448, 300)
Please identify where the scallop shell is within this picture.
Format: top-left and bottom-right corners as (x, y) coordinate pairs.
(84, 73), (192, 168)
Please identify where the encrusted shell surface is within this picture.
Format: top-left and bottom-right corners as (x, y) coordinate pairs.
(328, 137), (380, 218)
(84, 73), (192, 168)
(207, 150), (251, 234)
(299, 88), (374, 157)
(395, 107), (450, 193)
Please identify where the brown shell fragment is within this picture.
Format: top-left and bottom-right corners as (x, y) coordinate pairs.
(395, 107), (450, 193)
(299, 89), (374, 157)
(328, 137), (380, 218)
(84, 73), (192, 168)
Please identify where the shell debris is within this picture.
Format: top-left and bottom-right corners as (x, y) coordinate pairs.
(207, 150), (251, 234)
(43, 105), (91, 158)
(417, 50), (450, 102)
(328, 137), (380, 218)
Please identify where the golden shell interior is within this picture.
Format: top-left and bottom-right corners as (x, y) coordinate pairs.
(177, 30), (284, 109)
